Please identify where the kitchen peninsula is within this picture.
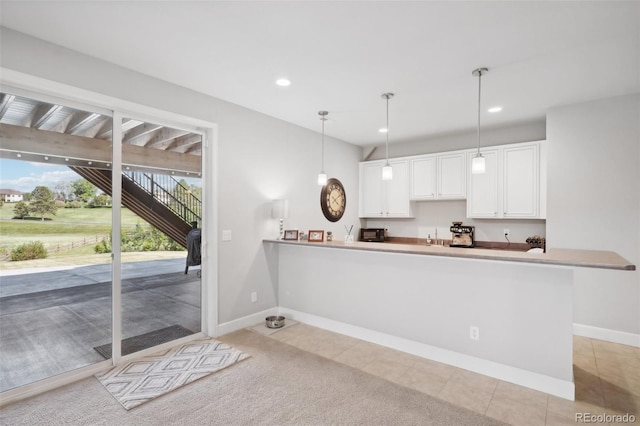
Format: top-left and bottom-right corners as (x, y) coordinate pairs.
(264, 239), (635, 400)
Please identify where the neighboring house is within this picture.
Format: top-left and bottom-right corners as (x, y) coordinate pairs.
(0, 189), (24, 203)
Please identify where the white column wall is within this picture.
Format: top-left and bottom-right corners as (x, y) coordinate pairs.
(547, 94), (640, 341)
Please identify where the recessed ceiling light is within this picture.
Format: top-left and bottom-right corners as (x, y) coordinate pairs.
(378, 128), (388, 133)
(488, 106), (503, 113)
(276, 78), (291, 87)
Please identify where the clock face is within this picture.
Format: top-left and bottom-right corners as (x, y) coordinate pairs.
(320, 178), (346, 222)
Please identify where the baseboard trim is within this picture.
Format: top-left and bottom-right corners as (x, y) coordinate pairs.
(217, 307), (279, 336)
(573, 323), (640, 347)
(280, 307), (575, 401)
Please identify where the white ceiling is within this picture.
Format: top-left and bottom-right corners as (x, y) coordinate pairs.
(1, 1), (638, 146)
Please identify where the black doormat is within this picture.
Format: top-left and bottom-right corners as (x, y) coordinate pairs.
(93, 324), (195, 359)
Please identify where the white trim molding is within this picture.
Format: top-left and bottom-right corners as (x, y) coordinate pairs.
(280, 307), (575, 401)
(573, 323), (640, 347)
(217, 307), (280, 337)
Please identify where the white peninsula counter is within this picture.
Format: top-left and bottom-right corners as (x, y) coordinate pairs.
(263, 239), (635, 400)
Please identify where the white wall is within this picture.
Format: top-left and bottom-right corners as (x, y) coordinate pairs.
(362, 122), (547, 243)
(547, 94), (640, 338)
(278, 243), (574, 398)
(0, 27), (362, 325)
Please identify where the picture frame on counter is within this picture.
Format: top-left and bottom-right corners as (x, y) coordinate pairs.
(308, 230), (324, 242)
(283, 230), (299, 240)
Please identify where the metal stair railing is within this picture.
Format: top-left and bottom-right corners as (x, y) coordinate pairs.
(124, 171), (201, 226)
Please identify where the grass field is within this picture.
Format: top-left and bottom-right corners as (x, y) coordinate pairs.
(0, 203), (154, 257)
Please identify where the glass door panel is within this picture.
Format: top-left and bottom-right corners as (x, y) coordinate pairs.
(0, 92), (113, 390)
(119, 116), (202, 355)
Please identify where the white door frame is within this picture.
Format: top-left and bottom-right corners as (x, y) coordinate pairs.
(0, 69), (219, 405)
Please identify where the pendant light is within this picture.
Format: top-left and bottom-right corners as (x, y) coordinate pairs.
(317, 111), (328, 186)
(471, 68), (488, 174)
(381, 92), (394, 180)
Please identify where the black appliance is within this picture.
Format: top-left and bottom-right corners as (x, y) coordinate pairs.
(359, 228), (385, 242)
(449, 222), (475, 248)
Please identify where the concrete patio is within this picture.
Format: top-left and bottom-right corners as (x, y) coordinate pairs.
(0, 258), (201, 392)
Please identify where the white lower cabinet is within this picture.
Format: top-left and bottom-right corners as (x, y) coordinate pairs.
(467, 141), (545, 219)
(359, 159), (412, 218)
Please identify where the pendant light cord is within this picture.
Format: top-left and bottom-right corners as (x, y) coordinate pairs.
(385, 96), (390, 162)
(321, 115), (325, 171)
(477, 70), (482, 156)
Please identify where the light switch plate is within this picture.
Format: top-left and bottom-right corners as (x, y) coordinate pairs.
(222, 229), (232, 241)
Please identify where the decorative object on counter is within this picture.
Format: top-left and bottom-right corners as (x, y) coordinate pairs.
(426, 234), (432, 245)
(449, 221), (475, 248)
(317, 111), (328, 186)
(308, 230), (325, 242)
(344, 225), (354, 243)
(471, 67), (488, 174)
(526, 235), (546, 252)
(271, 199), (289, 240)
(326, 231), (333, 242)
(320, 178), (346, 222)
(299, 231), (306, 241)
(381, 92), (394, 181)
(283, 230), (299, 240)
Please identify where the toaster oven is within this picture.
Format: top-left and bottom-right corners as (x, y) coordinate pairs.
(359, 228), (385, 242)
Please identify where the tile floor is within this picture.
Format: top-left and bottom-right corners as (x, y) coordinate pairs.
(260, 322), (639, 426)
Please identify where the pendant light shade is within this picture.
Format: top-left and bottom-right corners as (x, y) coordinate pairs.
(381, 93), (394, 181)
(318, 111), (328, 185)
(472, 68), (488, 174)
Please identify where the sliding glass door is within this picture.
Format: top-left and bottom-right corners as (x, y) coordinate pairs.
(0, 89), (205, 393)
(118, 116), (203, 357)
(0, 92), (114, 391)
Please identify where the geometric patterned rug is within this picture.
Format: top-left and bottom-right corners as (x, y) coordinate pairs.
(95, 338), (250, 410)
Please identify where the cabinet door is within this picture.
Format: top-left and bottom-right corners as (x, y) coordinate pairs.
(385, 159), (412, 217)
(410, 156), (436, 200)
(467, 149), (499, 218)
(359, 162), (384, 217)
(437, 152), (466, 199)
(503, 143), (538, 218)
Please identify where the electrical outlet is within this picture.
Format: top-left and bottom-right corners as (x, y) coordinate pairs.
(503, 229), (510, 237)
(469, 326), (480, 341)
(251, 292), (257, 303)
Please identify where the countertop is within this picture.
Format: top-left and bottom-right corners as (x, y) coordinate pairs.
(263, 239), (636, 271)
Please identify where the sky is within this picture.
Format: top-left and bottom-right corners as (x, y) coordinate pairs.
(0, 159), (79, 193)
(0, 159), (202, 194)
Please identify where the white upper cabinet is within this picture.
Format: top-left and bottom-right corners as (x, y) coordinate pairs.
(409, 156), (436, 200)
(467, 141), (546, 219)
(466, 148), (500, 218)
(359, 158), (413, 218)
(502, 143), (538, 218)
(437, 151), (466, 199)
(410, 151), (466, 200)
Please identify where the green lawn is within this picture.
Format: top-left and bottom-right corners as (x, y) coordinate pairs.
(0, 204), (151, 255)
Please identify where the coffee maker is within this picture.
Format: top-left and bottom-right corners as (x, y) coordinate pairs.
(449, 221), (475, 248)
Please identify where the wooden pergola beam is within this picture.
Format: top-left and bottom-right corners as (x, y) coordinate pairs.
(0, 123), (200, 173)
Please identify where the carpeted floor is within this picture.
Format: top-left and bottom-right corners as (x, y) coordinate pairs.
(0, 330), (507, 425)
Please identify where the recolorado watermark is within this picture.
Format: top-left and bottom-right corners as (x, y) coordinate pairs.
(576, 412), (636, 423)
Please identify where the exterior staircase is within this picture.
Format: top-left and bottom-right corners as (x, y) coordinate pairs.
(69, 167), (201, 248)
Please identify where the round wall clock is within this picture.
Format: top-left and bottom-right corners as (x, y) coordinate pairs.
(320, 178), (346, 222)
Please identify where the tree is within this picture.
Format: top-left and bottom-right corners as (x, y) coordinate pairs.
(70, 179), (97, 203)
(29, 186), (58, 221)
(13, 201), (29, 219)
(87, 193), (111, 208)
(54, 181), (73, 202)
